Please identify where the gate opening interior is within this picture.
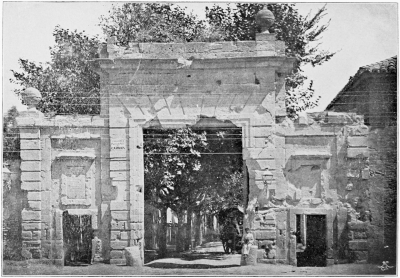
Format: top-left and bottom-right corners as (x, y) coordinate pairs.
(296, 214), (327, 267)
(63, 211), (92, 265)
(142, 120), (243, 254)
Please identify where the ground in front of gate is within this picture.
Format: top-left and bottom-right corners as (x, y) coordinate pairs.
(2, 252), (395, 276)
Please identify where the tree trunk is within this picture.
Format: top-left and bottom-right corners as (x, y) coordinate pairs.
(185, 208), (193, 251)
(157, 207), (167, 258)
(176, 212), (186, 252)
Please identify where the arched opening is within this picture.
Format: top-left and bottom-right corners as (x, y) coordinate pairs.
(142, 117), (244, 260)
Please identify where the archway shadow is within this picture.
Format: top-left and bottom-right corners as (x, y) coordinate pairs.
(145, 262), (240, 269)
(144, 251), (241, 269)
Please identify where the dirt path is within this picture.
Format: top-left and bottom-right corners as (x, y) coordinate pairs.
(3, 253), (394, 276)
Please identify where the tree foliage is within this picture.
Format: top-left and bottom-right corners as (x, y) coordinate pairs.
(144, 128), (208, 214)
(99, 3), (206, 44)
(144, 127), (243, 252)
(11, 26), (100, 115)
(3, 106), (20, 163)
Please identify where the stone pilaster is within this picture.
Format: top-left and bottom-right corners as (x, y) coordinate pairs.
(108, 108), (130, 264)
(129, 120), (145, 265)
(20, 125), (42, 259)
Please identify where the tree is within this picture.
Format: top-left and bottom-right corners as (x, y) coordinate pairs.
(205, 3), (336, 117)
(99, 3), (207, 44)
(3, 106), (20, 164)
(144, 127), (208, 255)
(11, 26), (100, 115)
(144, 127), (244, 254)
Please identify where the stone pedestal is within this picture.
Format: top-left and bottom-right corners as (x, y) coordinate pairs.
(240, 245), (258, 266)
(124, 246), (143, 267)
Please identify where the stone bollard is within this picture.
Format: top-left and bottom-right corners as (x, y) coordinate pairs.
(124, 246), (143, 268)
(240, 245), (258, 266)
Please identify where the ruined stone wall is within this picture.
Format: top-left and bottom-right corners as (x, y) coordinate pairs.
(17, 113), (106, 264)
(326, 73), (397, 263)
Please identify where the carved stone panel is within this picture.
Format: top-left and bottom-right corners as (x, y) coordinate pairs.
(57, 156), (95, 206)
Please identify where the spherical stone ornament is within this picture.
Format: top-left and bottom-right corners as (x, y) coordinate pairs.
(255, 6), (275, 33)
(21, 87), (41, 109)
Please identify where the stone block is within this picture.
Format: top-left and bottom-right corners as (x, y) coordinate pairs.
(256, 159), (276, 170)
(110, 259), (126, 265)
(288, 236), (296, 266)
(252, 116), (275, 127)
(110, 149), (128, 159)
(20, 140), (41, 150)
(20, 150), (41, 161)
(361, 169), (370, 179)
(349, 240), (368, 250)
(110, 240), (129, 250)
(347, 125), (369, 136)
(21, 172), (41, 182)
(21, 182), (41, 191)
(125, 246), (143, 267)
(254, 138), (268, 147)
(53, 242), (64, 260)
(19, 128), (40, 139)
(348, 222), (368, 231)
(24, 240), (41, 249)
(27, 191), (41, 201)
(353, 231), (367, 239)
(111, 211), (129, 221)
(110, 201), (129, 211)
(20, 161), (41, 171)
(347, 148), (369, 158)
(111, 231), (122, 240)
(28, 201), (41, 210)
(32, 231), (41, 240)
(110, 171), (128, 180)
(326, 259), (335, 266)
(353, 251), (368, 261)
(243, 148), (275, 159)
(110, 250), (124, 259)
(121, 231), (129, 240)
(23, 222), (41, 230)
(254, 230), (276, 240)
(110, 161), (128, 171)
(256, 33), (275, 41)
(55, 230), (63, 240)
(22, 210), (41, 221)
(327, 112), (353, 124)
(22, 231), (32, 240)
(347, 136), (368, 147)
(111, 220), (128, 230)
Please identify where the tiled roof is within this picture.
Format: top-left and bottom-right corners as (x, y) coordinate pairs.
(358, 56), (397, 74)
(326, 56), (397, 110)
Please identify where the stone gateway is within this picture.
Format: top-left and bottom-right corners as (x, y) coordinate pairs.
(16, 11), (381, 267)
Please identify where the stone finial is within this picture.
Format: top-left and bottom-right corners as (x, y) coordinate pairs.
(20, 87), (41, 110)
(255, 6), (275, 33)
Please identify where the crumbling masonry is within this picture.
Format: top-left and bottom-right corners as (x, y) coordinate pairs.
(16, 17), (382, 266)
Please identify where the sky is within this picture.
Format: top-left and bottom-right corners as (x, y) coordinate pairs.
(2, 1), (398, 114)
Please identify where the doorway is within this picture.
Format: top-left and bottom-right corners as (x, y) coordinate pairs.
(63, 211), (92, 265)
(296, 214), (327, 267)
